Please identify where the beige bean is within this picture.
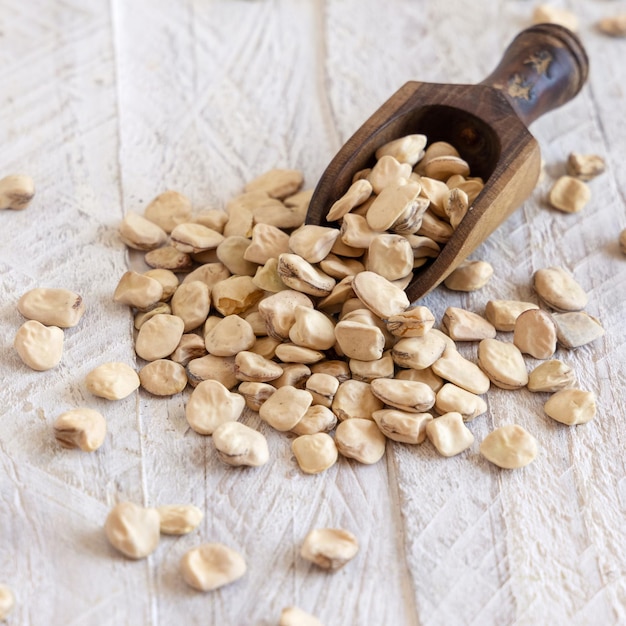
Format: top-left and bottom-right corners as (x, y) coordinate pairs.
(405, 233), (440, 262)
(253, 197), (306, 231)
(205, 315), (255, 356)
(238, 381), (276, 411)
(249, 335), (282, 360)
(244, 168), (303, 199)
(544, 388), (596, 425)
(18, 287), (85, 328)
(216, 236), (258, 276)
(432, 348), (491, 395)
(319, 254), (365, 280)
(349, 350), (395, 383)
(53, 408), (107, 452)
(396, 366), (444, 393)
(566, 152), (606, 181)
(291, 405), (338, 436)
(366, 181), (421, 231)
(415, 209), (453, 243)
(478, 338), (528, 390)
(548, 176), (590, 213)
(532, 5), (578, 31)
(426, 411), (474, 457)
(375, 134), (427, 166)
(14, 320), (64, 371)
(334, 418), (386, 464)
(337, 216), (377, 252)
(533, 266), (588, 312)
(186, 354), (237, 389)
(372, 409), (432, 444)
(277, 253), (335, 297)
(351, 271), (409, 319)
(234, 350), (283, 382)
(435, 383), (487, 421)
(326, 179), (373, 221)
(292, 433), (338, 474)
(310, 360), (351, 383)
(272, 363), (312, 389)
(143, 269), (179, 301)
(331, 380), (384, 421)
(480, 424), (538, 469)
(192, 208), (228, 232)
(371, 378), (435, 413)
(443, 187), (469, 229)
(244, 223), (291, 264)
(300, 528), (359, 570)
(119, 212), (168, 250)
(392, 331), (447, 370)
(528, 359), (576, 393)
(211, 275), (264, 316)
(139, 359), (187, 396)
(485, 300), (539, 331)
(243, 310), (270, 336)
(180, 543), (246, 591)
(597, 14), (626, 37)
(305, 373), (340, 408)
(143, 190), (192, 233)
(212, 421), (269, 467)
(113, 271), (163, 310)
(289, 225), (340, 264)
(156, 504), (203, 535)
(252, 259), (289, 293)
(259, 385), (313, 431)
(316, 276), (356, 313)
(183, 262), (230, 289)
(170, 280), (211, 332)
(185, 379), (245, 435)
(170, 223), (224, 254)
(418, 176), (449, 214)
(279, 606), (324, 626)
(258, 289), (314, 340)
(442, 307), (496, 341)
(144, 246), (193, 272)
(367, 155), (412, 194)
(423, 155), (470, 181)
(513, 308), (557, 359)
(223, 203), (254, 238)
(104, 502), (160, 559)
(85, 362), (140, 399)
(620, 228), (626, 255)
(0, 173), (35, 210)
(170, 333), (207, 366)
(0, 584), (15, 620)
(134, 303), (172, 330)
(366, 234), (413, 281)
(553, 311), (605, 349)
(385, 306), (435, 338)
(334, 317), (385, 362)
(288, 305), (336, 351)
(443, 260), (493, 291)
(135, 314), (185, 361)
(274, 343), (325, 364)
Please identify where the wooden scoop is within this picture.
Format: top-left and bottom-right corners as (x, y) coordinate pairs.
(305, 23), (589, 302)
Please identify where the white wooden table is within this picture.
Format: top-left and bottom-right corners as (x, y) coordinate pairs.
(1, 2), (625, 625)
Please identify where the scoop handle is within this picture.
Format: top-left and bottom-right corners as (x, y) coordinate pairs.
(481, 23), (588, 126)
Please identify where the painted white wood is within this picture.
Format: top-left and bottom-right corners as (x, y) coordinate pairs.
(1, 1), (625, 624)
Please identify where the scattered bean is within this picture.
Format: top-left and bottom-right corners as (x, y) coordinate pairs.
(180, 543), (246, 591)
(0, 173), (35, 210)
(442, 307), (496, 341)
(53, 408), (106, 452)
(425, 411), (474, 457)
(0, 584), (15, 620)
(435, 383), (487, 422)
(513, 308), (557, 359)
(553, 311), (605, 349)
(528, 359), (576, 393)
(139, 359), (187, 395)
(544, 388), (596, 425)
(548, 175), (590, 213)
(597, 14), (626, 37)
(104, 502), (160, 559)
(566, 152), (606, 181)
(280, 606), (324, 626)
(143, 190), (192, 233)
(372, 409), (432, 444)
(14, 320), (64, 371)
(480, 424), (538, 469)
(259, 385), (312, 431)
(334, 418), (386, 464)
(18, 287), (85, 328)
(185, 379), (245, 435)
(300, 528), (359, 570)
(156, 505), (203, 535)
(443, 260), (493, 291)
(85, 362), (140, 399)
(478, 338), (528, 390)
(212, 421), (269, 467)
(533, 266), (588, 311)
(292, 433), (338, 474)
(485, 299), (539, 332)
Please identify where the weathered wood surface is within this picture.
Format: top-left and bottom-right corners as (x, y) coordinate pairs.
(1, 2), (625, 625)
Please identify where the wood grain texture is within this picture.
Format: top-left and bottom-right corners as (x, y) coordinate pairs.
(1, 1), (625, 625)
